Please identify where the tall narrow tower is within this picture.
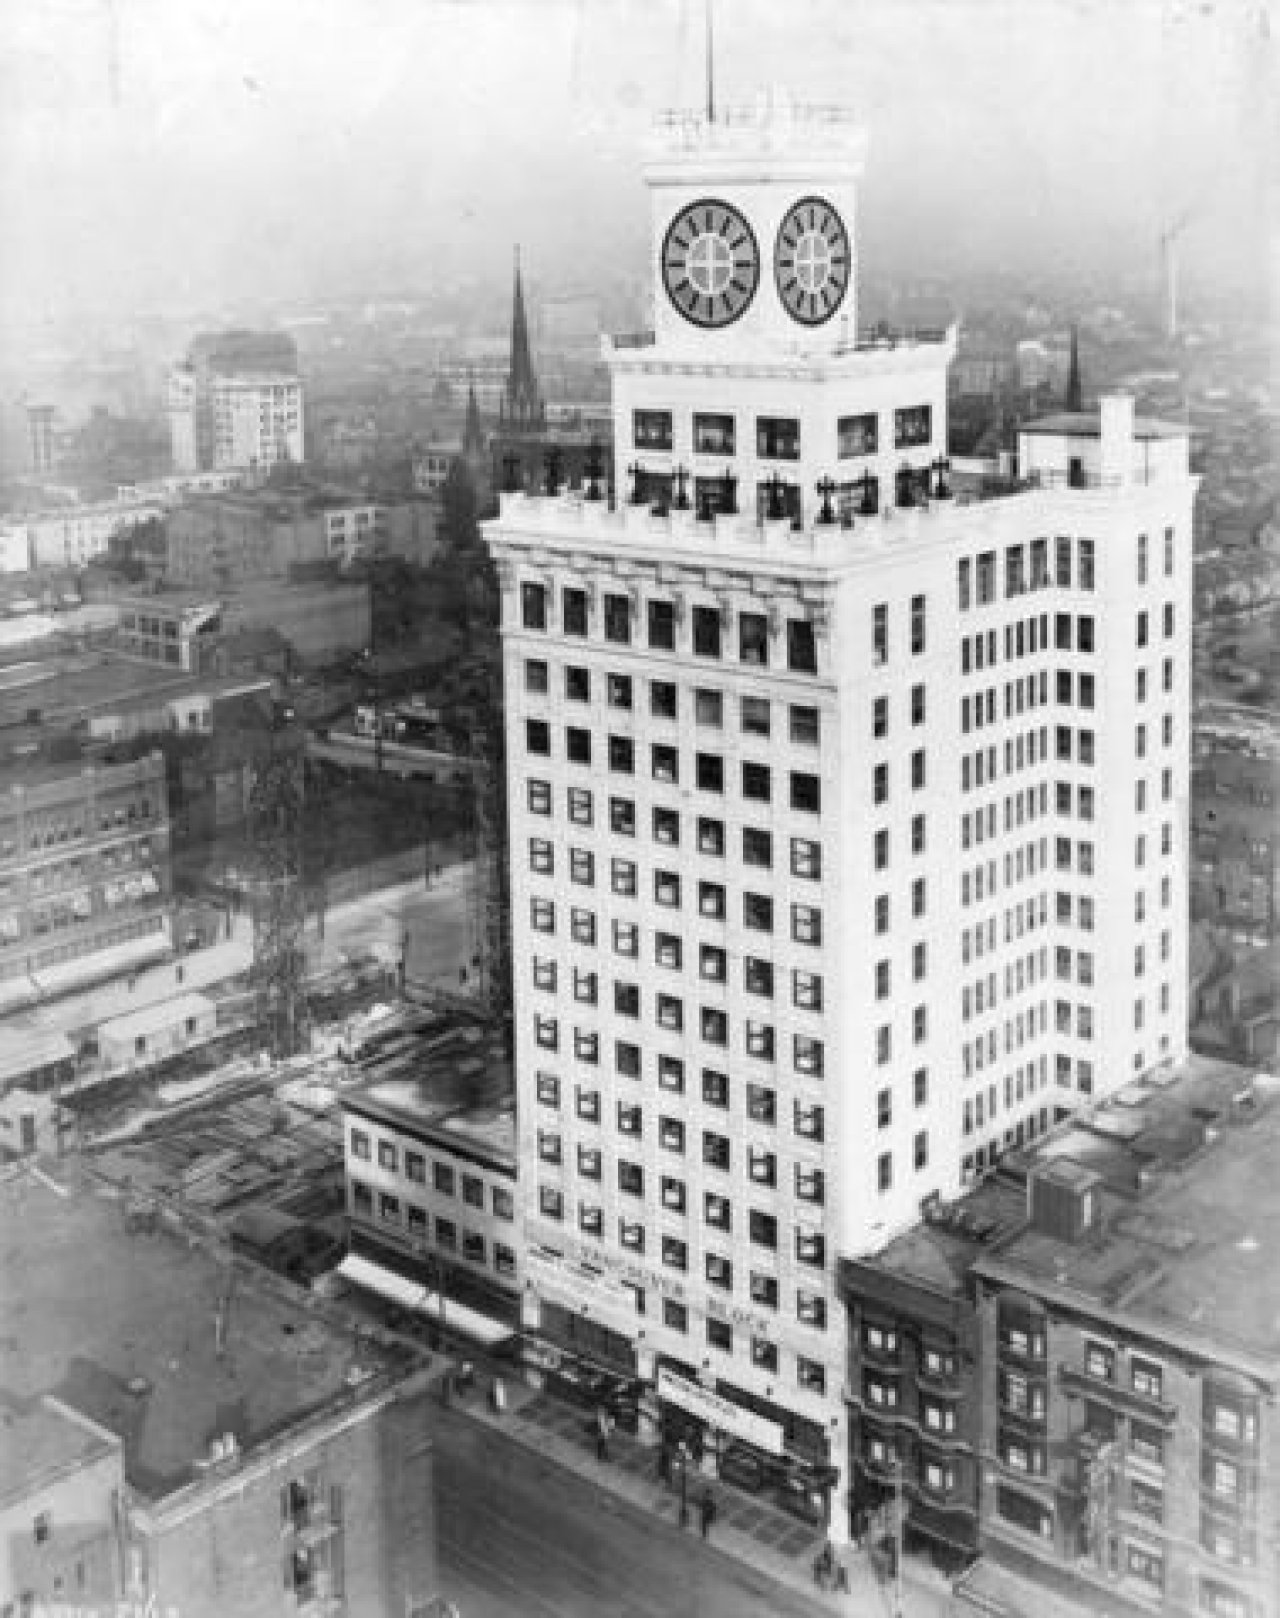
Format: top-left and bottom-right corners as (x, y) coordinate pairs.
(501, 253), (544, 429)
(485, 88), (1195, 1546)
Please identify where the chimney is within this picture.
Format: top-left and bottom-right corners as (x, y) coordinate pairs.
(1099, 391), (1135, 487)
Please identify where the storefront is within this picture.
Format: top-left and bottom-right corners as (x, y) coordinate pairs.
(655, 1362), (838, 1527)
(519, 1245), (645, 1426)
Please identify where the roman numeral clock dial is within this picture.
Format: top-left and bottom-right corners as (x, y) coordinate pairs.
(774, 196), (850, 325)
(661, 199), (760, 328)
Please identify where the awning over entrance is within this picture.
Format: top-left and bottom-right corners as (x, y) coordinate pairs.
(337, 1254), (515, 1348)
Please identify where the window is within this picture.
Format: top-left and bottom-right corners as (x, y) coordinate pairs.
(697, 816), (724, 856)
(616, 1040), (641, 1077)
(654, 932), (682, 970)
(873, 696), (888, 739)
(618, 1161), (643, 1196)
(610, 796), (635, 836)
(1129, 1421), (1164, 1465)
(647, 599), (675, 650)
(793, 903), (822, 944)
(788, 620), (817, 674)
(695, 687), (723, 727)
(351, 1129), (371, 1161)
(608, 735), (634, 774)
(791, 838), (821, 879)
(614, 982), (640, 1018)
(705, 1251), (732, 1289)
(874, 762), (889, 804)
(703, 1131), (730, 1170)
(563, 588), (588, 636)
(525, 657), (549, 693)
(659, 1055), (685, 1093)
(1126, 1546), (1164, 1593)
(910, 594), (926, 655)
(699, 881), (726, 919)
(565, 665), (590, 703)
(651, 745), (679, 786)
(750, 1210), (778, 1249)
(838, 412), (878, 457)
(790, 772), (821, 813)
(693, 411), (734, 454)
(741, 695), (770, 736)
(742, 827), (772, 868)
(1078, 539), (1095, 591)
(701, 1007), (728, 1046)
(692, 605), (721, 658)
(742, 761), (771, 802)
(570, 908), (596, 945)
(568, 787), (593, 825)
(649, 679), (678, 720)
(612, 919), (638, 957)
(792, 970), (822, 1011)
(1131, 1358), (1163, 1401)
(877, 1151), (892, 1192)
(794, 1035), (824, 1076)
(873, 603), (888, 666)
(654, 869), (681, 908)
(528, 778), (551, 815)
(895, 404), (931, 447)
(653, 807), (680, 847)
(702, 1067), (729, 1107)
(604, 592), (631, 644)
(526, 718), (551, 755)
(634, 408), (672, 449)
(910, 751), (926, 791)
(521, 581), (547, 630)
(874, 829), (889, 871)
(705, 1192), (731, 1229)
(757, 416), (800, 459)
(700, 944), (727, 983)
(696, 752), (724, 794)
(744, 893), (773, 932)
(570, 847), (595, 885)
(739, 612), (769, 666)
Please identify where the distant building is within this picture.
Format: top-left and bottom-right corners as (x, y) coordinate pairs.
(2, 1171), (441, 1618)
(0, 493), (165, 573)
(26, 405), (57, 475)
(1192, 750), (1278, 941)
(116, 579), (370, 672)
(168, 329), (304, 473)
(0, 751), (172, 1004)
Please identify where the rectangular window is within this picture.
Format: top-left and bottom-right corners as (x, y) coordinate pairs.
(742, 761), (771, 802)
(697, 816), (724, 856)
(838, 412), (878, 457)
(695, 688), (723, 727)
(521, 581), (547, 630)
(525, 657), (549, 693)
(692, 605), (722, 658)
(603, 592), (631, 644)
(693, 412), (734, 453)
(757, 416), (800, 459)
(609, 735), (634, 774)
(647, 600), (675, 650)
(634, 408), (672, 449)
(910, 594), (927, 655)
(739, 612), (769, 667)
(790, 771), (821, 813)
(742, 826), (772, 868)
(894, 404), (931, 448)
(562, 588), (588, 636)
(740, 695), (770, 736)
(610, 796), (635, 836)
(873, 603), (888, 666)
(787, 620), (818, 674)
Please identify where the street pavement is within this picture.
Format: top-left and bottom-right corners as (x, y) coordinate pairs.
(431, 1368), (956, 1618)
(432, 1401), (833, 1618)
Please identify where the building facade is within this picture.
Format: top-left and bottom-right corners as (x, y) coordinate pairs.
(168, 329), (304, 473)
(483, 91), (1196, 1542)
(0, 753), (172, 999)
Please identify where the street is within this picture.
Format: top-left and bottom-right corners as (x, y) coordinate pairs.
(431, 1404), (834, 1618)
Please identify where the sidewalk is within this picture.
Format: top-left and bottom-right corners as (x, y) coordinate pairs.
(440, 1361), (954, 1618)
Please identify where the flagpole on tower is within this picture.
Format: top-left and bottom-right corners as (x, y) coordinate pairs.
(705, 0), (715, 123)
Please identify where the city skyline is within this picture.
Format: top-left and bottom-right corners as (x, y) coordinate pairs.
(1, 0), (1275, 335)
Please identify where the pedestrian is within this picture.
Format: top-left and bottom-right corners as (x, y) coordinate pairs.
(595, 1406), (611, 1462)
(658, 1442), (671, 1485)
(698, 1487), (716, 1540)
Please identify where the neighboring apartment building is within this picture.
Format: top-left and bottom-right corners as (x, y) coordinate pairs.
(116, 579), (370, 672)
(483, 90), (1196, 1543)
(964, 1063), (1280, 1618)
(0, 1395), (125, 1612)
(168, 329), (304, 473)
(0, 752), (171, 1000)
(1192, 749), (1278, 942)
(4, 1172), (441, 1618)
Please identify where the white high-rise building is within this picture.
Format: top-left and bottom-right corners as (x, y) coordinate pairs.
(483, 89), (1195, 1541)
(167, 330), (304, 473)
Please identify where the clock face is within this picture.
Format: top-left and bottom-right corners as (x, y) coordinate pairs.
(661, 199), (760, 328)
(774, 196), (851, 325)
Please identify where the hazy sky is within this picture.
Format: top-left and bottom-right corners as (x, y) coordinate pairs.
(1, 0), (1274, 330)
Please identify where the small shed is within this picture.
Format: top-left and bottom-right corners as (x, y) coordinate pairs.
(97, 991), (219, 1074)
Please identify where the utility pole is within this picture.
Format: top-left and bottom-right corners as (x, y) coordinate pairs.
(893, 1453), (905, 1618)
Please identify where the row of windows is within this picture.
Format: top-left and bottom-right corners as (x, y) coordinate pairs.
(870, 596), (927, 664)
(537, 1181), (826, 1262)
(530, 823), (821, 879)
(958, 538), (1095, 609)
(348, 1130), (516, 1219)
(541, 1143), (828, 1208)
(531, 1009), (826, 1074)
(533, 954), (826, 1011)
(528, 664), (824, 744)
(962, 613), (1097, 673)
(537, 1064), (825, 1133)
(524, 728), (824, 807)
(529, 896), (825, 953)
(632, 405), (931, 458)
(1135, 527), (1177, 584)
(520, 584), (819, 673)
(349, 1182), (516, 1272)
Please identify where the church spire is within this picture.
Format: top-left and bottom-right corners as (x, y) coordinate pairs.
(1065, 323), (1082, 413)
(463, 371), (484, 460)
(504, 247), (543, 429)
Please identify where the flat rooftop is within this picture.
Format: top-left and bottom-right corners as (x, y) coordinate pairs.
(974, 1055), (1280, 1369)
(343, 1018), (515, 1169)
(1020, 409), (1190, 440)
(0, 1165), (404, 1501)
(0, 1396), (118, 1506)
